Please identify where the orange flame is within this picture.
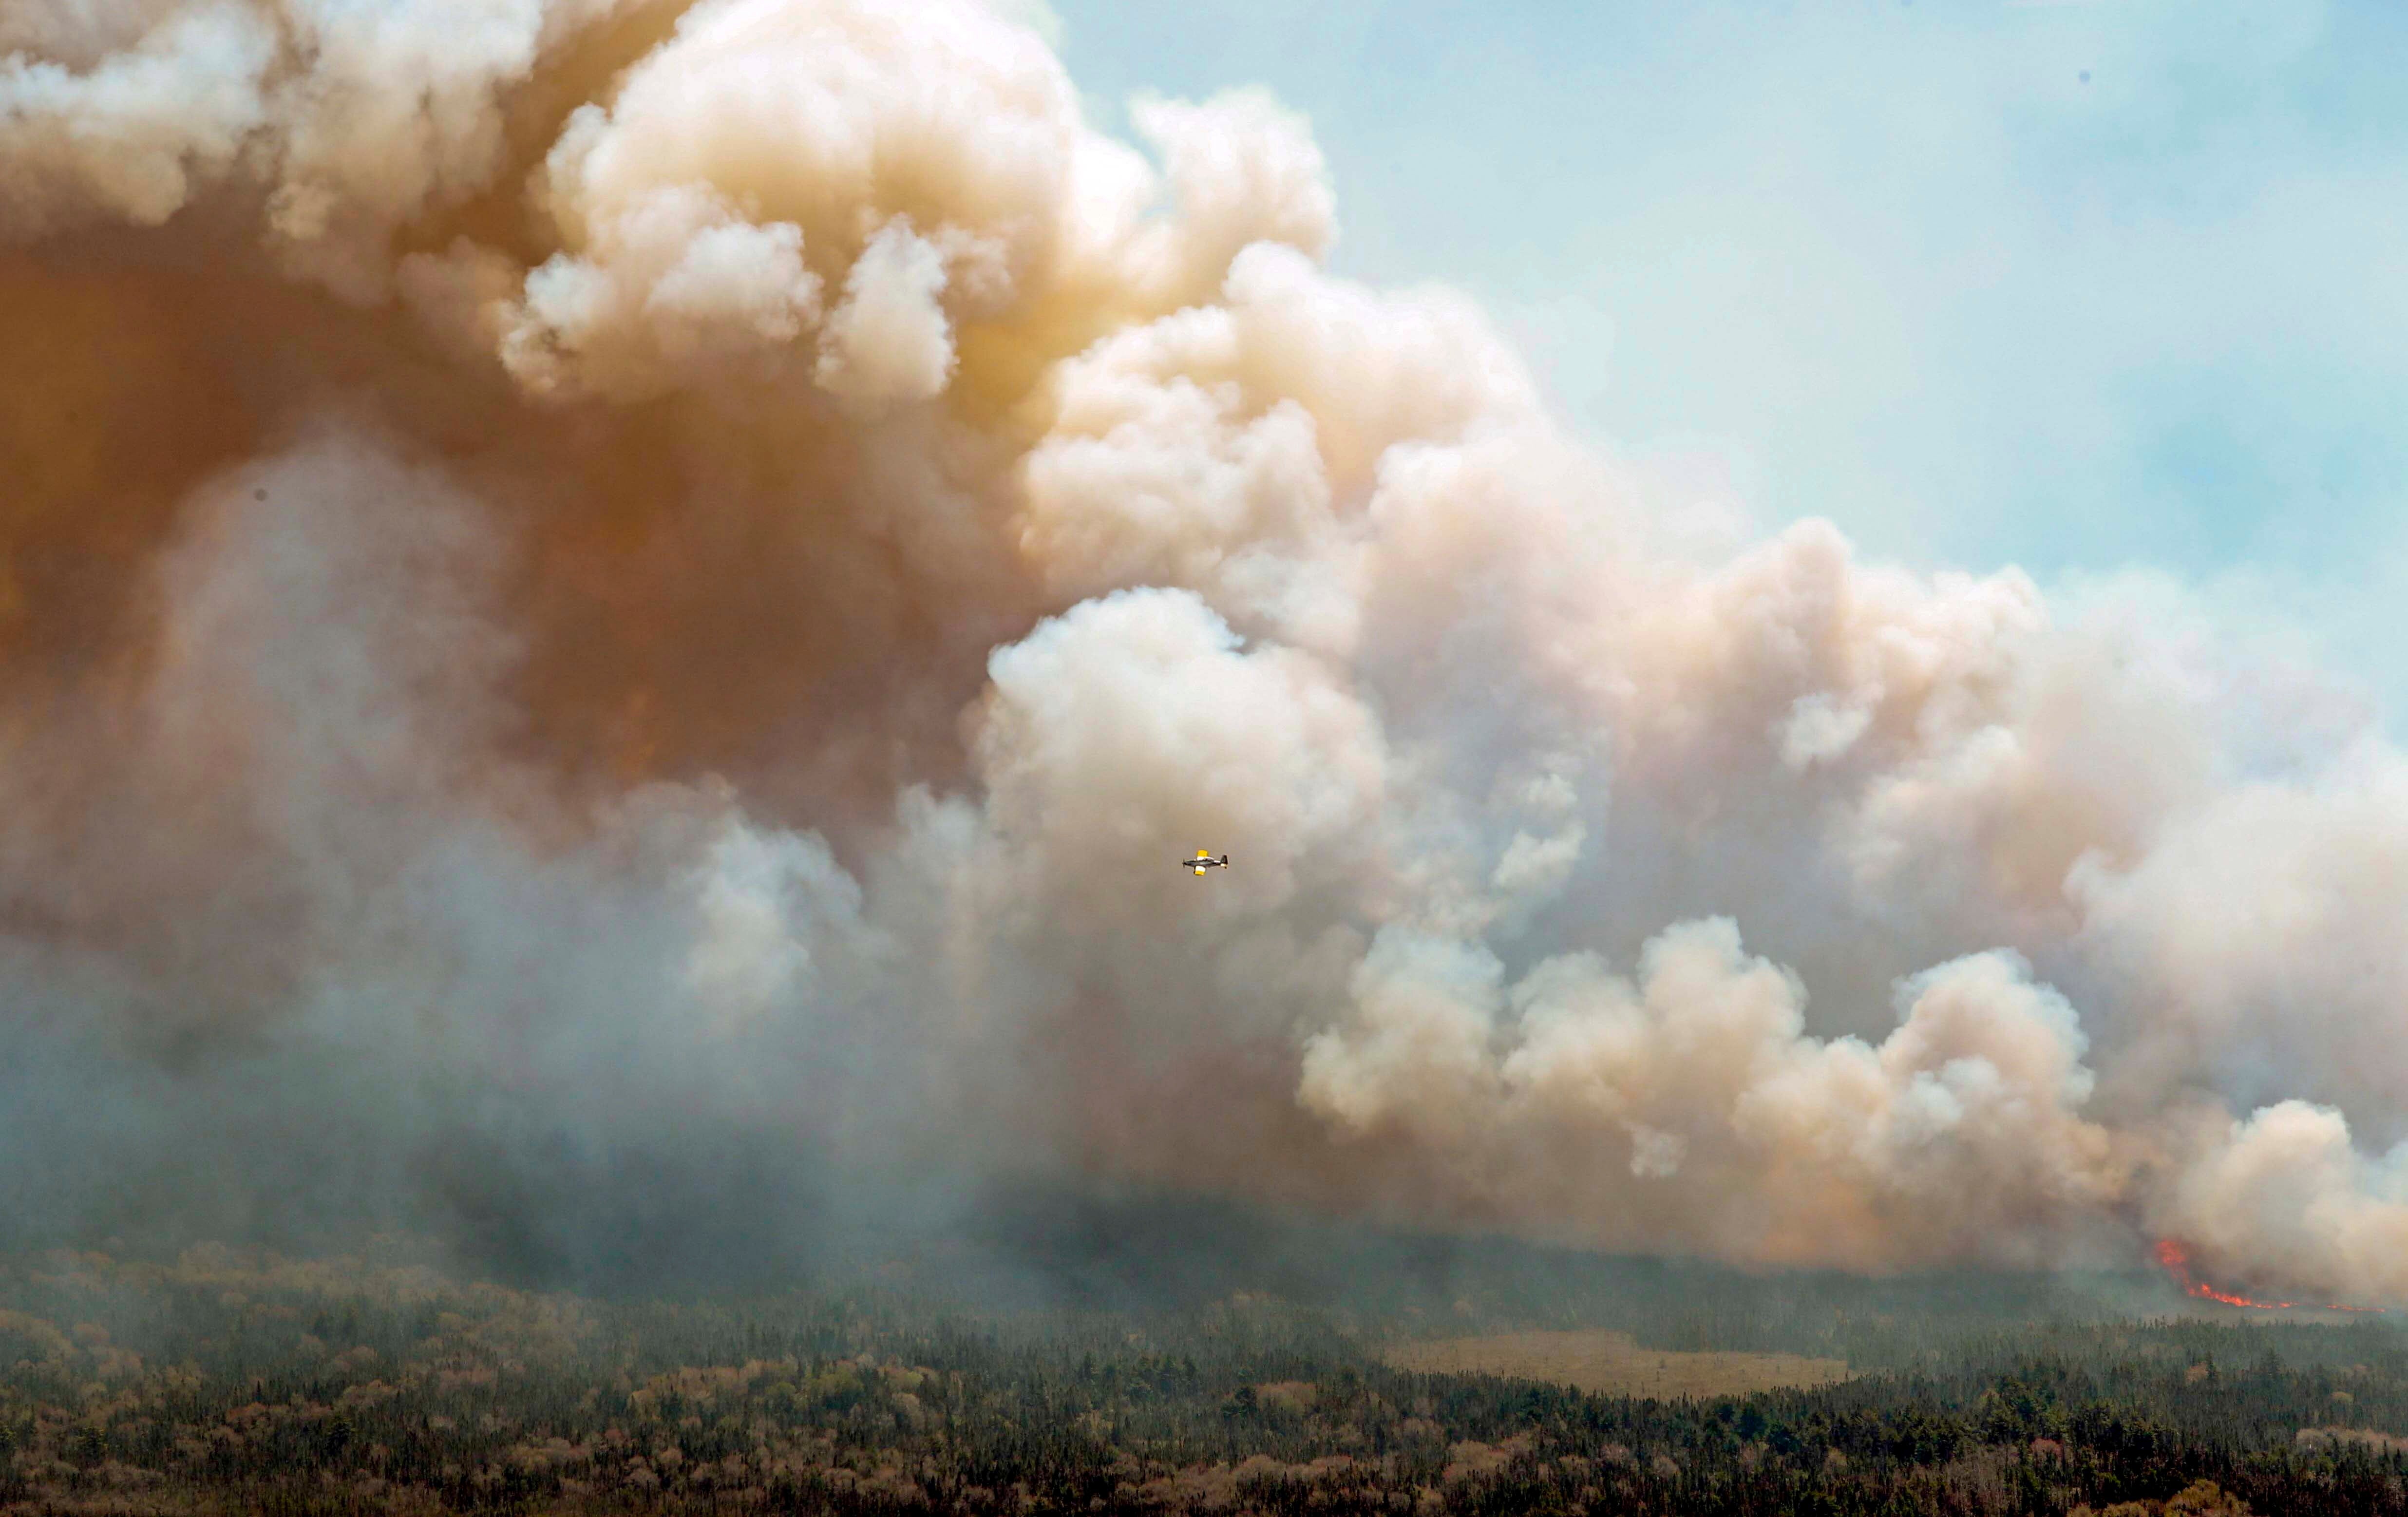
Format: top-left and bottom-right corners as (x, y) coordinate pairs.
(2152, 1240), (2386, 1314)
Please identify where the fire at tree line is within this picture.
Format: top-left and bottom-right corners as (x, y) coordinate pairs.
(4, 1228), (2408, 1517)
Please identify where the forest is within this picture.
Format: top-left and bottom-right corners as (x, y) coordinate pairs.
(2, 1228), (2405, 1517)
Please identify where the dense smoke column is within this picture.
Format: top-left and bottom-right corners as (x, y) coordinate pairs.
(3, 0), (2408, 1303)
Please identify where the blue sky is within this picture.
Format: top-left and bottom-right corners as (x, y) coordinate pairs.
(1042, 0), (2408, 716)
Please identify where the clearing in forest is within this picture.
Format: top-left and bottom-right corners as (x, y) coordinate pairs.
(1382, 1329), (1853, 1400)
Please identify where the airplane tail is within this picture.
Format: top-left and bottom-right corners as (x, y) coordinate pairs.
(1220, 854), (1230, 867)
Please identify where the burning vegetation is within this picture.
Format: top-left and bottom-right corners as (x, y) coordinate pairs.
(2153, 1242), (2389, 1317)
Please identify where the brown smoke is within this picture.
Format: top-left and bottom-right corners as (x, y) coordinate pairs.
(4, 0), (2408, 1302)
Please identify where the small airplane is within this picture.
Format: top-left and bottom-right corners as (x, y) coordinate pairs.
(1179, 850), (1231, 876)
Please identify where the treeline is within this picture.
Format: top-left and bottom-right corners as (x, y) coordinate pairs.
(902, 1191), (2179, 1365)
(0, 1246), (2405, 1515)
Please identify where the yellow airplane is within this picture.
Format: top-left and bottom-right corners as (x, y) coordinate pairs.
(1179, 850), (1231, 876)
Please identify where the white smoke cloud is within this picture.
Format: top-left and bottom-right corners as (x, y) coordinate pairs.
(0, 3), (275, 232)
(814, 217), (954, 411)
(500, 183), (826, 399)
(1303, 923), (2130, 1271)
(3, 0), (2408, 1305)
(1126, 88), (1335, 304)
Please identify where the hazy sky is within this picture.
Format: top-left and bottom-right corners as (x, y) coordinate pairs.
(1045, 0), (2408, 710)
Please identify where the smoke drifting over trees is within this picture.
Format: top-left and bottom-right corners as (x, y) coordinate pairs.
(3, 0), (2407, 1303)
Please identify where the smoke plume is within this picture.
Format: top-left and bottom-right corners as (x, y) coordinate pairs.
(3, 0), (2406, 1303)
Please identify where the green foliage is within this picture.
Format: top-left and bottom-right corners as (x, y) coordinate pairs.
(0, 1248), (2403, 1514)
